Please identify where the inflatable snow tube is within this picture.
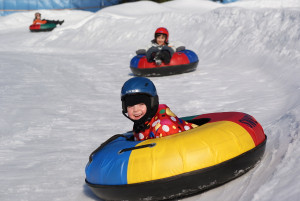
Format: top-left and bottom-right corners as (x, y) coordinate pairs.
(130, 49), (199, 77)
(85, 112), (266, 201)
(29, 23), (56, 32)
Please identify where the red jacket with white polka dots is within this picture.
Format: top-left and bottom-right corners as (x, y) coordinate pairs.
(133, 104), (197, 141)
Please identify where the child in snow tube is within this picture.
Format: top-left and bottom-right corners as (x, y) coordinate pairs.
(121, 77), (197, 141)
(33, 12), (64, 26)
(145, 27), (178, 66)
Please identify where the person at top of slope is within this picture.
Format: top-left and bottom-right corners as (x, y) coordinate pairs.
(144, 27), (177, 66)
(121, 77), (197, 141)
(33, 12), (64, 25)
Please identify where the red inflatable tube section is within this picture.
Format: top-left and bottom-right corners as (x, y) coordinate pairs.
(138, 51), (190, 69)
(194, 112), (266, 146)
(29, 24), (41, 30)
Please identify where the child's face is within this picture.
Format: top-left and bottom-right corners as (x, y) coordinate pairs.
(127, 103), (147, 120)
(35, 14), (41, 19)
(156, 34), (167, 46)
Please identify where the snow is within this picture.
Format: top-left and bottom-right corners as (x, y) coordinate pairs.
(0, 0), (299, 200)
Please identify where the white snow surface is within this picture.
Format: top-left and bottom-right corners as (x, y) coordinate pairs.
(0, 0), (300, 200)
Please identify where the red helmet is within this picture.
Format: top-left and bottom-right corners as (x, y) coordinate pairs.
(154, 27), (169, 43)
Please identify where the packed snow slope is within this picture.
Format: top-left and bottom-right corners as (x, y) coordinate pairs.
(0, 0), (300, 200)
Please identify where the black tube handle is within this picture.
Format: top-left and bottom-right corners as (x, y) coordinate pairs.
(118, 143), (156, 154)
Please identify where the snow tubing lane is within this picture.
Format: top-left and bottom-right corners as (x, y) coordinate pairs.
(130, 49), (199, 76)
(29, 23), (56, 32)
(85, 112), (267, 201)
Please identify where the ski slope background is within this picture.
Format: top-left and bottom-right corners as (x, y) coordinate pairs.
(0, 0), (300, 200)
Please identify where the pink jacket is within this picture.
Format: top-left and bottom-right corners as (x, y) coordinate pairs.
(133, 104), (197, 141)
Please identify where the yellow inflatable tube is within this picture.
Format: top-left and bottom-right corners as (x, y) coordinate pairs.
(128, 121), (255, 184)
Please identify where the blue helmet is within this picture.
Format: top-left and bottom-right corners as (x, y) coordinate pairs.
(121, 77), (157, 98)
(121, 77), (159, 121)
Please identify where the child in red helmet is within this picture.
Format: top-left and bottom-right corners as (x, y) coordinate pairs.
(33, 12), (64, 25)
(121, 77), (197, 141)
(145, 27), (176, 65)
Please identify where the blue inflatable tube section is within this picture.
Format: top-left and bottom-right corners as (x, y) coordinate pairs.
(85, 136), (141, 185)
(181, 49), (198, 63)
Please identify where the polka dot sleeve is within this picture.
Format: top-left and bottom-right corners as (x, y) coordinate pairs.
(133, 104), (197, 141)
